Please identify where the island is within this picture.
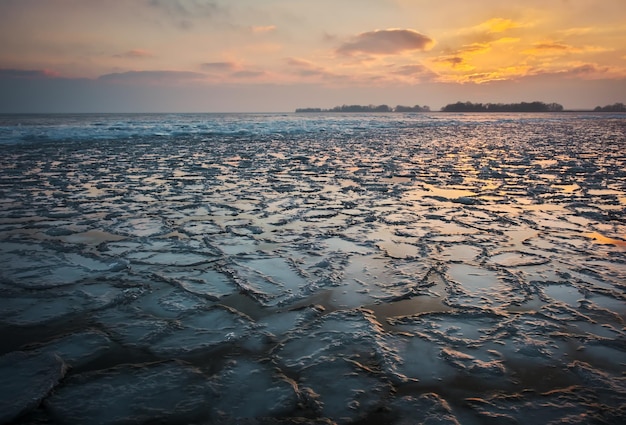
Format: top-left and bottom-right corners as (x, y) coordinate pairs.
(296, 101), (626, 113)
(296, 104), (430, 113)
(593, 103), (626, 112)
(440, 101), (563, 112)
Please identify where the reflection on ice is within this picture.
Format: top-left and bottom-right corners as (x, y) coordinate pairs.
(586, 231), (626, 247)
(1, 112), (625, 423)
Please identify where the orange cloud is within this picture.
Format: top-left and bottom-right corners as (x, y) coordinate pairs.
(391, 64), (438, 82)
(468, 18), (528, 34)
(557, 27), (593, 37)
(456, 65), (531, 84)
(337, 29), (434, 56)
(432, 56), (473, 72)
(250, 25), (276, 34)
(430, 43), (490, 72)
(524, 42), (611, 56)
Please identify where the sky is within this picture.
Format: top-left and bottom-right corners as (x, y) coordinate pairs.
(1, 0), (625, 112)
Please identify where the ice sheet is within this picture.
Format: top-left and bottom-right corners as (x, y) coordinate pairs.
(1, 112), (625, 424)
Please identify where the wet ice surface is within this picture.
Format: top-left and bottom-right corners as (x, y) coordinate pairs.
(0, 112), (625, 424)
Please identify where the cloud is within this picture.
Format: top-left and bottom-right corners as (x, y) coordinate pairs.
(147, 0), (223, 29)
(558, 27), (593, 37)
(114, 49), (153, 59)
(522, 61), (626, 82)
(431, 43), (490, 72)
(250, 25), (276, 34)
(435, 56), (464, 67)
(286, 58), (315, 68)
(147, 0), (220, 17)
(524, 42), (611, 56)
(337, 29), (434, 56)
(285, 58), (326, 76)
(200, 61), (237, 72)
(528, 42), (571, 55)
(567, 64), (605, 76)
(556, 63), (621, 79)
(98, 70), (206, 84)
(391, 64), (438, 80)
(0, 68), (59, 79)
(284, 58), (351, 83)
(468, 18), (527, 34)
(231, 70), (265, 79)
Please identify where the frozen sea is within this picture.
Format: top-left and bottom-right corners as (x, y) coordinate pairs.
(0, 112), (625, 424)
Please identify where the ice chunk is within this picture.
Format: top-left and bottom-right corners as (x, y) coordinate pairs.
(388, 394), (460, 425)
(377, 240), (421, 259)
(384, 333), (454, 383)
(439, 244), (482, 262)
(489, 251), (549, 267)
(275, 310), (390, 369)
(446, 263), (505, 305)
(45, 361), (214, 424)
(160, 268), (238, 299)
(93, 307), (172, 349)
(0, 351), (67, 423)
(542, 284), (583, 307)
(36, 330), (112, 368)
(150, 306), (255, 356)
(441, 348), (505, 376)
(298, 358), (392, 423)
(111, 217), (168, 237)
(0, 293), (87, 326)
(229, 256), (310, 306)
(210, 358), (298, 420)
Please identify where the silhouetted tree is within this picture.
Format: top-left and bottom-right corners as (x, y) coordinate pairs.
(441, 101), (563, 112)
(594, 103), (626, 112)
(296, 103), (430, 113)
(394, 104), (430, 112)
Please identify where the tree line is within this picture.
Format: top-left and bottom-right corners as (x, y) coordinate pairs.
(296, 104), (430, 113)
(593, 103), (626, 112)
(440, 101), (563, 112)
(296, 101), (626, 113)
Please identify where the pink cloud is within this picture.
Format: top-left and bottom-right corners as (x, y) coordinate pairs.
(337, 29), (434, 56)
(231, 70), (265, 78)
(392, 64), (437, 80)
(284, 57), (350, 82)
(286, 58), (325, 76)
(200, 62), (237, 72)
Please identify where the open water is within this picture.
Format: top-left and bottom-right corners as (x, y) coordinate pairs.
(0, 112), (625, 424)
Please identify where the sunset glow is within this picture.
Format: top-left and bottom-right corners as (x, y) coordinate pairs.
(1, 0), (624, 112)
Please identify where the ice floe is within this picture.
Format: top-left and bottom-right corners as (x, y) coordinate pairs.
(1, 112), (625, 423)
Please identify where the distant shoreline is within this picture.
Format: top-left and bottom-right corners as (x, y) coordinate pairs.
(296, 101), (626, 113)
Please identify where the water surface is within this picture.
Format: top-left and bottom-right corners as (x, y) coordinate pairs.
(1, 112), (625, 424)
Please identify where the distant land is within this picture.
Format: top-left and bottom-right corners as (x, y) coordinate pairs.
(296, 102), (626, 113)
(296, 104), (430, 113)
